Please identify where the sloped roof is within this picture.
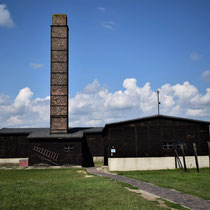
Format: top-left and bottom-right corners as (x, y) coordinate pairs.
(0, 127), (104, 139)
(0, 128), (42, 134)
(1, 115), (209, 137)
(104, 114), (210, 128)
(27, 127), (103, 139)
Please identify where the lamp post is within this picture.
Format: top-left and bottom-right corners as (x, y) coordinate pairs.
(157, 90), (161, 115)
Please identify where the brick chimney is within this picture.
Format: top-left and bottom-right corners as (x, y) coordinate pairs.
(50, 14), (69, 134)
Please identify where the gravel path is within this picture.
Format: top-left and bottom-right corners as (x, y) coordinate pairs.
(87, 167), (210, 210)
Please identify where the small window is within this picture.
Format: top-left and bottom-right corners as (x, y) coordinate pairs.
(200, 130), (208, 134)
(176, 142), (186, 150)
(64, 145), (74, 152)
(162, 142), (173, 150)
(187, 134), (195, 138)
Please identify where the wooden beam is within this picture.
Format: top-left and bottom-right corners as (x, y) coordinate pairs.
(207, 141), (210, 168)
(174, 149), (183, 169)
(181, 145), (187, 172)
(193, 143), (199, 173)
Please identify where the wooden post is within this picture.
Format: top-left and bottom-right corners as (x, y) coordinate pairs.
(207, 141), (210, 168)
(175, 156), (177, 168)
(193, 143), (199, 172)
(174, 149), (183, 169)
(134, 126), (138, 157)
(181, 145), (187, 172)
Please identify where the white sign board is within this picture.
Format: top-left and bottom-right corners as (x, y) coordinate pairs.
(111, 149), (116, 153)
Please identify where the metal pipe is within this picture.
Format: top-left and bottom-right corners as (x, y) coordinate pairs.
(157, 90), (160, 115)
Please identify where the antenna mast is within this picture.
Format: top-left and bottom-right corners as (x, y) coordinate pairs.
(157, 90), (161, 115)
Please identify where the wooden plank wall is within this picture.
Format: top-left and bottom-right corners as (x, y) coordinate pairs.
(105, 118), (209, 158)
(0, 135), (29, 158)
(82, 134), (104, 167)
(29, 139), (82, 166)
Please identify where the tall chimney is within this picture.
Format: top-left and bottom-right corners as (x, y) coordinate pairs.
(50, 14), (69, 134)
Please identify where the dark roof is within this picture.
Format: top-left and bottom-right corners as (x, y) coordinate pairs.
(104, 114), (210, 128)
(1, 114), (209, 137)
(27, 128), (83, 139)
(27, 127), (103, 139)
(0, 128), (42, 134)
(0, 127), (103, 139)
(83, 127), (104, 134)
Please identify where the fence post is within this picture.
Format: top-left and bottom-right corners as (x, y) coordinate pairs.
(174, 149), (183, 169)
(193, 143), (199, 173)
(207, 141), (210, 168)
(181, 145), (187, 172)
(175, 156), (177, 168)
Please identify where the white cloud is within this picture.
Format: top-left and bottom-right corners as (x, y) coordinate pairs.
(0, 87), (50, 128)
(102, 21), (115, 30)
(30, 63), (44, 69)
(189, 51), (201, 61)
(15, 87), (33, 106)
(0, 4), (14, 28)
(69, 79), (210, 126)
(0, 79), (210, 128)
(98, 7), (106, 12)
(186, 109), (204, 117)
(83, 79), (101, 94)
(201, 70), (210, 82)
(0, 93), (10, 105)
(172, 81), (198, 103)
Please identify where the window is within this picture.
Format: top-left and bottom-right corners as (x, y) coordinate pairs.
(187, 134), (195, 138)
(162, 142), (173, 150)
(176, 142), (186, 150)
(64, 145), (74, 152)
(162, 142), (187, 150)
(200, 130), (208, 134)
(187, 127), (197, 138)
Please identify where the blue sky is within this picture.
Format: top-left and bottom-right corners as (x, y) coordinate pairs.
(0, 0), (210, 127)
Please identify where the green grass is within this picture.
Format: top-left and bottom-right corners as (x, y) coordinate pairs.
(158, 199), (188, 210)
(0, 168), (172, 210)
(117, 168), (210, 200)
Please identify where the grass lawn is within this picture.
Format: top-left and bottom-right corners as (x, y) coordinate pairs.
(0, 168), (177, 210)
(117, 168), (210, 200)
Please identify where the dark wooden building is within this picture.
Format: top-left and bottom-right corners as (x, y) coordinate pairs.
(0, 15), (210, 168)
(0, 127), (103, 166)
(0, 15), (105, 167)
(0, 115), (209, 166)
(0, 128), (31, 159)
(103, 115), (210, 164)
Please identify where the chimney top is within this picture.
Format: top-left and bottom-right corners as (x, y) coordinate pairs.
(52, 14), (67, 25)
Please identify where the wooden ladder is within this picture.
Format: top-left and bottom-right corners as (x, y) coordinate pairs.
(33, 146), (59, 162)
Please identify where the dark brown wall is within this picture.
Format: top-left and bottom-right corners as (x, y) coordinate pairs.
(82, 133), (104, 167)
(50, 14), (69, 134)
(84, 134), (104, 156)
(105, 118), (209, 159)
(0, 135), (30, 158)
(29, 139), (82, 166)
